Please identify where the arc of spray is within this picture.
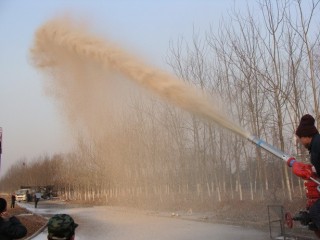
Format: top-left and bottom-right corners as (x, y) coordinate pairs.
(31, 18), (310, 183)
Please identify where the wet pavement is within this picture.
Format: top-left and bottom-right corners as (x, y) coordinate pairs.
(19, 200), (270, 240)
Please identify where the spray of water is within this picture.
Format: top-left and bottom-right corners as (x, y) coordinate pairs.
(30, 17), (250, 141)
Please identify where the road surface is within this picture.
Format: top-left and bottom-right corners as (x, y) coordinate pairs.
(19, 200), (270, 240)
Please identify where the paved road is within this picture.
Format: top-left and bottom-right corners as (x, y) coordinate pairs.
(20, 201), (270, 240)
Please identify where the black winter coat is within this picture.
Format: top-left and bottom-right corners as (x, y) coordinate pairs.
(0, 216), (27, 240)
(309, 133), (320, 176)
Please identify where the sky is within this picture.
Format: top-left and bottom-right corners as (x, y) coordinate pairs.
(0, 0), (247, 175)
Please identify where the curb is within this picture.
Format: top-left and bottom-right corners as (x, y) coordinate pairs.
(24, 223), (47, 240)
(16, 202), (48, 240)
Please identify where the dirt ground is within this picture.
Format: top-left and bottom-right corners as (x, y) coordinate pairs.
(4, 196), (47, 239)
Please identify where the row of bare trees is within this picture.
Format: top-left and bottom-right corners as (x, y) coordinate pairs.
(1, 0), (319, 208)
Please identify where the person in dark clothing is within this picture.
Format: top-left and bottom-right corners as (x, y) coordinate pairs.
(0, 197), (27, 240)
(34, 192), (41, 208)
(26, 190), (31, 202)
(10, 194), (15, 209)
(47, 214), (78, 240)
(289, 114), (320, 238)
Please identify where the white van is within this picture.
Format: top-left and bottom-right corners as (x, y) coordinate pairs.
(15, 189), (30, 201)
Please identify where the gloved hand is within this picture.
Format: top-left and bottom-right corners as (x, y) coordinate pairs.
(287, 158), (296, 167)
(304, 180), (320, 199)
(292, 162), (312, 180)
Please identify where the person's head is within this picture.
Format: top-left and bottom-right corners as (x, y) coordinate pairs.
(296, 114), (319, 148)
(47, 214), (78, 240)
(0, 198), (7, 213)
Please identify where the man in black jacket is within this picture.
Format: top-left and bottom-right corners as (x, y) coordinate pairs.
(290, 114), (320, 238)
(0, 197), (27, 240)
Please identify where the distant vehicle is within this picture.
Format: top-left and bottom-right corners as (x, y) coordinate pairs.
(15, 188), (31, 202)
(19, 185), (57, 200)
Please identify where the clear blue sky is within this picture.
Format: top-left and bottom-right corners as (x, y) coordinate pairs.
(0, 0), (247, 175)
